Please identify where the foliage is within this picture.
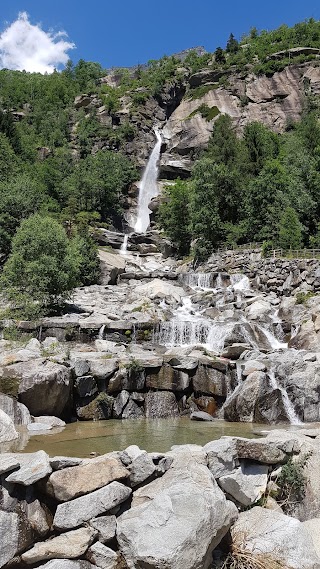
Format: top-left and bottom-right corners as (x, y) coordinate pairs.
(278, 207), (302, 249)
(159, 180), (192, 256)
(0, 215), (79, 317)
(276, 452), (312, 514)
(295, 291), (315, 304)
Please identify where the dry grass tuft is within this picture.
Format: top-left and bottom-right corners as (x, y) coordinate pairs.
(219, 530), (291, 569)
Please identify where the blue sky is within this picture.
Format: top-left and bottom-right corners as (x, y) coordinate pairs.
(0, 0), (320, 71)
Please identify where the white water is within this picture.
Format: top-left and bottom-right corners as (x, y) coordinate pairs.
(183, 273), (214, 290)
(134, 129), (162, 233)
(98, 324), (106, 339)
(120, 234), (129, 255)
(230, 274), (251, 291)
(268, 371), (302, 424)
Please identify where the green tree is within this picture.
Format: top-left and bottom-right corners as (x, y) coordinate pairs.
(226, 33), (239, 54)
(159, 180), (192, 256)
(278, 207), (302, 249)
(71, 231), (101, 286)
(214, 47), (226, 64)
(243, 122), (280, 175)
(0, 215), (79, 316)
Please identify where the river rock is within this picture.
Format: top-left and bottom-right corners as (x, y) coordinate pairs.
(218, 463), (268, 506)
(146, 365), (189, 391)
(0, 393), (31, 425)
(50, 456), (83, 470)
(117, 452), (238, 569)
(54, 481), (132, 530)
(192, 366), (228, 396)
(21, 527), (96, 564)
(232, 436), (287, 464)
(303, 518), (320, 558)
(230, 506), (320, 569)
(89, 359), (119, 381)
(122, 398), (144, 419)
(16, 360), (72, 417)
(144, 391), (179, 418)
(0, 511), (20, 568)
(113, 390), (130, 418)
(33, 416), (66, 428)
(6, 450), (52, 485)
(0, 409), (18, 443)
(76, 393), (114, 420)
(134, 279), (186, 303)
(36, 561), (96, 569)
(190, 411), (214, 421)
(0, 454), (20, 475)
(74, 376), (98, 398)
(89, 515), (116, 544)
(47, 456), (129, 501)
(86, 542), (118, 569)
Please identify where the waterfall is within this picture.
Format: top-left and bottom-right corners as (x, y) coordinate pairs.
(98, 324), (106, 340)
(229, 274), (251, 291)
(134, 129), (162, 233)
(268, 371), (302, 424)
(120, 234), (129, 256)
(183, 273), (214, 290)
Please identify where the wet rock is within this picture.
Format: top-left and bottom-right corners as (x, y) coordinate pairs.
(218, 463), (268, 507)
(54, 481), (132, 530)
(113, 390), (130, 418)
(47, 456), (129, 502)
(6, 451), (52, 485)
(21, 527), (96, 564)
(230, 506), (320, 569)
(193, 366), (227, 396)
(74, 376), (98, 398)
(76, 393), (114, 420)
(122, 399), (144, 419)
(221, 343), (251, 359)
(145, 391), (179, 418)
(33, 416), (66, 428)
(190, 411), (214, 421)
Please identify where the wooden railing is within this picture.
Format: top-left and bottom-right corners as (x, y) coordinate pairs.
(270, 249), (320, 260)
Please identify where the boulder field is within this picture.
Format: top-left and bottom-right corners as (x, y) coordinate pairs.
(2, 431), (320, 568)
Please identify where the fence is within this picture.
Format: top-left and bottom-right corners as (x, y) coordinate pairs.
(270, 249), (320, 260)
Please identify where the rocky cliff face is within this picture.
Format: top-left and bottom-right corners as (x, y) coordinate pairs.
(77, 62), (320, 178)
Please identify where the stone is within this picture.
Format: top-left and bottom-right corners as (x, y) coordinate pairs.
(54, 481), (132, 530)
(221, 343), (251, 359)
(129, 452), (156, 487)
(47, 456), (129, 501)
(17, 360), (72, 417)
(86, 542), (118, 569)
(113, 390), (130, 418)
(21, 527), (96, 564)
(192, 366), (227, 396)
(0, 454), (20, 475)
(50, 456), (83, 470)
(73, 359), (90, 377)
(218, 463), (268, 507)
(89, 359), (119, 381)
(122, 398), (144, 419)
(89, 515), (116, 544)
(147, 365), (190, 391)
(0, 511), (19, 568)
(0, 393), (31, 425)
(232, 437), (287, 464)
(230, 507), (320, 569)
(223, 371), (265, 422)
(99, 250), (126, 285)
(303, 518), (320, 558)
(242, 359), (267, 376)
(190, 411), (214, 421)
(145, 391), (179, 418)
(117, 452), (238, 569)
(5, 450), (52, 485)
(245, 299), (272, 320)
(0, 409), (18, 443)
(36, 561), (96, 569)
(204, 438), (238, 478)
(74, 376), (98, 398)
(76, 393), (114, 420)
(33, 416), (66, 428)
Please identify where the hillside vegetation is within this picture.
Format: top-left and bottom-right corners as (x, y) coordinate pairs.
(0, 18), (320, 312)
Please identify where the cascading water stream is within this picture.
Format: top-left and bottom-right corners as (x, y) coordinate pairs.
(134, 129), (162, 234)
(120, 234), (129, 255)
(268, 371), (302, 424)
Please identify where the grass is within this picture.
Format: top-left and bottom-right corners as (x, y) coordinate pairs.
(186, 83), (220, 100)
(295, 291), (315, 305)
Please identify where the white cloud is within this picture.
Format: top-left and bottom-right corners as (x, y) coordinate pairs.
(0, 12), (75, 73)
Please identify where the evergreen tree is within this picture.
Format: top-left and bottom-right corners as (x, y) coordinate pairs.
(214, 47), (226, 64)
(226, 33), (239, 54)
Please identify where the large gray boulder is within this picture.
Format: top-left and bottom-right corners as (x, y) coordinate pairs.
(47, 455), (129, 501)
(86, 542), (119, 568)
(31, 559), (96, 568)
(218, 463), (268, 507)
(5, 359), (73, 416)
(230, 507), (320, 569)
(54, 481), (132, 530)
(117, 450), (237, 569)
(0, 511), (19, 568)
(0, 393), (31, 425)
(5, 450), (52, 485)
(145, 391), (179, 418)
(0, 409), (18, 443)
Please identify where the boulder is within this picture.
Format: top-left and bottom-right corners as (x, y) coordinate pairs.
(21, 527), (96, 564)
(218, 463), (268, 507)
(134, 279), (186, 303)
(36, 561), (96, 569)
(129, 452), (156, 487)
(17, 360), (72, 417)
(74, 376), (98, 398)
(144, 391), (179, 418)
(113, 390), (130, 418)
(0, 454), (20, 475)
(50, 456), (83, 470)
(192, 366), (227, 396)
(117, 452), (237, 569)
(76, 393), (114, 420)
(147, 365), (189, 391)
(5, 450), (52, 485)
(190, 411), (214, 421)
(230, 507), (320, 569)
(86, 542), (118, 569)
(89, 515), (116, 544)
(99, 250), (126, 285)
(33, 416), (66, 428)
(0, 409), (18, 443)
(122, 398), (144, 419)
(47, 456), (129, 501)
(204, 438), (238, 478)
(54, 481), (132, 530)
(0, 511), (20, 568)
(232, 437), (287, 464)
(0, 393), (31, 425)
(303, 518), (320, 558)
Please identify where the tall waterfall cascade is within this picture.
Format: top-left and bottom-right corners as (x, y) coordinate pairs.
(134, 129), (162, 233)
